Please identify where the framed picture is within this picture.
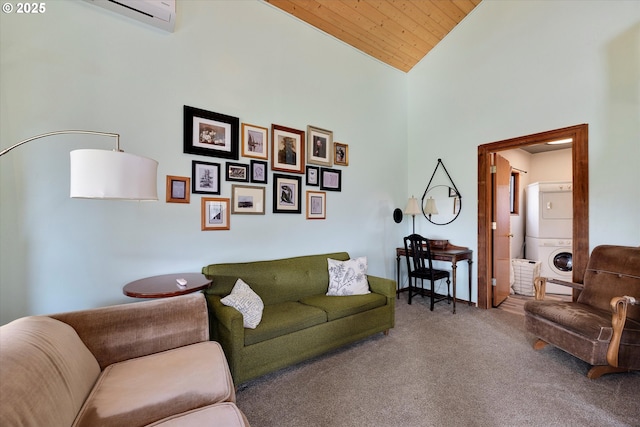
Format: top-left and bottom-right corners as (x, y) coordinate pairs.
(334, 142), (349, 166)
(250, 160), (268, 184)
(241, 123), (269, 160)
(166, 175), (190, 203)
(201, 197), (230, 231)
(307, 125), (333, 166)
(225, 162), (249, 182)
(320, 168), (342, 192)
(192, 160), (220, 195)
(184, 105), (239, 160)
(273, 173), (301, 214)
(306, 165), (319, 186)
(231, 185), (265, 215)
(271, 124), (305, 174)
(306, 191), (326, 220)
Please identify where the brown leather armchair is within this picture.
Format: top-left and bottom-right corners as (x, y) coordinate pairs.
(523, 245), (640, 379)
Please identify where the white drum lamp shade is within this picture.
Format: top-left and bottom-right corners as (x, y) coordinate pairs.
(70, 149), (158, 200)
(1, 130), (159, 201)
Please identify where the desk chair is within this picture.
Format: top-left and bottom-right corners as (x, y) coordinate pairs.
(403, 234), (451, 310)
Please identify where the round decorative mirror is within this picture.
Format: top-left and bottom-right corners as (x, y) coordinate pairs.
(421, 159), (462, 226)
(422, 185), (461, 225)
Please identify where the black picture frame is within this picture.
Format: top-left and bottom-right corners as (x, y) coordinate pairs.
(250, 160), (268, 184)
(192, 160), (221, 195)
(184, 105), (239, 160)
(225, 162), (249, 182)
(320, 167), (342, 192)
(306, 165), (319, 186)
(273, 173), (301, 214)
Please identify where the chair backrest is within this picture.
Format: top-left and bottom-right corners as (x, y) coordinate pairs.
(577, 245), (640, 322)
(403, 234), (435, 274)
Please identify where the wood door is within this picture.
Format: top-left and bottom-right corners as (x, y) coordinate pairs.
(477, 124), (589, 310)
(492, 153), (511, 307)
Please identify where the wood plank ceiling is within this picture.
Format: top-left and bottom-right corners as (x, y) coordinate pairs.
(264, 0), (482, 73)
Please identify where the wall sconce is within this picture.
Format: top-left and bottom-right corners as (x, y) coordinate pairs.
(0, 130), (158, 200)
(404, 196), (421, 234)
(423, 196), (438, 220)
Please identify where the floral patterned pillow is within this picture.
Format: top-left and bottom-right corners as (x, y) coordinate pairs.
(326, 257), (370, 296)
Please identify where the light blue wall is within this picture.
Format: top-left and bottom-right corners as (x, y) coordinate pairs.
(2, 0), (639, 324)
(408, 0), (640, 302)
(0, 1), (408, 324)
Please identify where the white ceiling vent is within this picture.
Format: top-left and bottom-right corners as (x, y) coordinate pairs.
(84, 0), (176, 32)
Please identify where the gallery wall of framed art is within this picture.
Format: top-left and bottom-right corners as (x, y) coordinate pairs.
(175, 105), (350, 228)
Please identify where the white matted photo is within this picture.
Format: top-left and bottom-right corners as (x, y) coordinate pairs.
(306, 191), (326, 220)
(232, 185), (265, 215)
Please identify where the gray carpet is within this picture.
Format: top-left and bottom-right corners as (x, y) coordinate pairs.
(236, 297), (640, 427)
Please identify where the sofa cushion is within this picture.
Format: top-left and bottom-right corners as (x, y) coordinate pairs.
(0, 316), (101, 427)
(146, 402), (250, 427)
(300, 293), (387, 321)
(523, 300), (625, 341)
(244, 301), (327, 346)
(327, 257), (371, 296)
(221, 279), (264, 329)
(73, 341), (235, 427)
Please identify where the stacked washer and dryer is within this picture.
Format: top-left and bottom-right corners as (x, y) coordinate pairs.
(525, 181), (573, 295)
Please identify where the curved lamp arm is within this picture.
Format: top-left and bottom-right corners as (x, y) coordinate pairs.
(1, 130), (158, 200)
(0, 130), (120, 156)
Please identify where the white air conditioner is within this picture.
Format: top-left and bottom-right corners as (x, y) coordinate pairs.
(83, 0), (176, 32)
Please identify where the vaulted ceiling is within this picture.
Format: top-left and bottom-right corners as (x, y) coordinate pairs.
(264, 0), (482, 72)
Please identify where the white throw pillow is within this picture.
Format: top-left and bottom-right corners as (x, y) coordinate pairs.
(220, 278), (264, 329)
(326, 257), (370, 296)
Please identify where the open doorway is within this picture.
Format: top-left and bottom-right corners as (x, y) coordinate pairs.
(476, 124), (589, 310)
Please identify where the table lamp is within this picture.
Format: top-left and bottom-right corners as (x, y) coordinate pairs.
(404, 196), (421, 234)
(424, 196), (438, 220)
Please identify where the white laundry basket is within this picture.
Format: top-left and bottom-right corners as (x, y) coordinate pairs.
(511, 259), (542, 296)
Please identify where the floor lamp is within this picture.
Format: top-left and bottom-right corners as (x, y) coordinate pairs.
(0, 130), (158, 200)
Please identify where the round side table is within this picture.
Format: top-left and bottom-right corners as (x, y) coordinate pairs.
(123, 273), (211, 298)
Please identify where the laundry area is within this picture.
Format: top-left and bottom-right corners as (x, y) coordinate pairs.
(499, 143), (573, 297)
(523, 181), (573, 295)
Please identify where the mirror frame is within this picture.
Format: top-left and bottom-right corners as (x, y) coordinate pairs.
(421, 159), (461, 226)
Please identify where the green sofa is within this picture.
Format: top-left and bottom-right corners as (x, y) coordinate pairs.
(202, 252), (396, 385)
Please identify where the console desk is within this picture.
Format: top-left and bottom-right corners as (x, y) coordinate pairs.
(396, 242), (473, 314)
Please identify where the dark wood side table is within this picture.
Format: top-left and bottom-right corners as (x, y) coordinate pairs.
(123, 273), (212, 298)
(396, 242), (473, 314)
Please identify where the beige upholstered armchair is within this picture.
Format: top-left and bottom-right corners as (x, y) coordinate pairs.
(524, 245), (640, 379)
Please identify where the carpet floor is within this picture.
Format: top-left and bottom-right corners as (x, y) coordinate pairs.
(236, 296), (640, 427)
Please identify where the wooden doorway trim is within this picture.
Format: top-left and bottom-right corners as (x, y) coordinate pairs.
(477, 124), (589, 309)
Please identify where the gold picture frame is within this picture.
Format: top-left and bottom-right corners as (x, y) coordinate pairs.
(307, 125), (333, 166)
(306, 191), (326, 220)
(334, 142), (349, 166)
(241, 123), (269, 160)
(201, 197), (230, 230)
(166, 175), (190, 203)
(231, 185), (265, 215)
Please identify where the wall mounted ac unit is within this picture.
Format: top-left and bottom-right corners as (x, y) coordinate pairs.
(83, 0), (176, 32)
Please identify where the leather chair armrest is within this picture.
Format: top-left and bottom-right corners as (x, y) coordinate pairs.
(533, 277), (584, 301)
(607, 295), (638, 367)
